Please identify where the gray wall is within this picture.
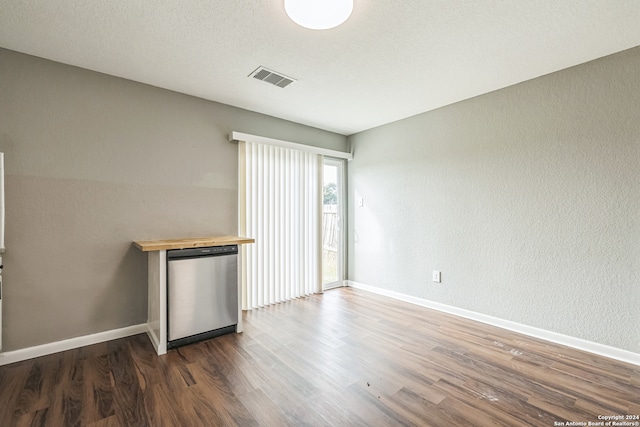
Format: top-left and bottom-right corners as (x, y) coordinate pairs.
(0, 48), (346, 351)
(348, 47), (640, 353)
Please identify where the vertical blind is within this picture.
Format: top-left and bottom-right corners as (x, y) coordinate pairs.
(239, 141), (323, 310)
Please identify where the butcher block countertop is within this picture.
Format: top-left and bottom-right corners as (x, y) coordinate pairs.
(133, 235), (255, 252)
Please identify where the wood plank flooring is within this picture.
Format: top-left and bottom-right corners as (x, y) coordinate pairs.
(1, 287), (639, 426)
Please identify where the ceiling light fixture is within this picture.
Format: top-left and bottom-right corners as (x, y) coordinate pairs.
(284, 0), (353, 30)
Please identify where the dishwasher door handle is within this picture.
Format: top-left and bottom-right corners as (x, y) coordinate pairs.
(167, 245), (238, 259)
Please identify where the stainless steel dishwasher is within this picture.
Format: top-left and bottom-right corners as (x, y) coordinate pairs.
(167, 245), (238, 348)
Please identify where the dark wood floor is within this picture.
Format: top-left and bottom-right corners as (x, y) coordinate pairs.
(1, 287), (639, 426)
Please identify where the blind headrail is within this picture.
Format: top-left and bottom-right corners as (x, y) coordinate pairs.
(229, 131), (353, 160)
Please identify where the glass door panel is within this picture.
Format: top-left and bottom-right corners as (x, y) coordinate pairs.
(322, 159), (344, 289)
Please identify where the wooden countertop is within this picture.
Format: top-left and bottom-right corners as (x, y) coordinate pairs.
(133, 235), (255, 252)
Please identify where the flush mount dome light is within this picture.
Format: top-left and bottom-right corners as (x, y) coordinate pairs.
(284, 0), (353, 30)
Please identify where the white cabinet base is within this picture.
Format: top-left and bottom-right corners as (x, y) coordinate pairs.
(146, 250), (167, 355)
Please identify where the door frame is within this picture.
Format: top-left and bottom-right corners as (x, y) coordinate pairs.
(322, 157), (346, 290)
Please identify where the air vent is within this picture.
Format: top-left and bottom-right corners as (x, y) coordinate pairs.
(249, 66), (296, 88)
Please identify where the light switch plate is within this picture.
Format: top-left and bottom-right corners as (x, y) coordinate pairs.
(432, 271), (441, 283)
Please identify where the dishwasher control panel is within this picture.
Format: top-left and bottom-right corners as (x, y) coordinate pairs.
(167, 245), (238, 259)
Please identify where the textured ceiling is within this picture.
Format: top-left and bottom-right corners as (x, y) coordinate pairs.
(1, 1), (640, 135)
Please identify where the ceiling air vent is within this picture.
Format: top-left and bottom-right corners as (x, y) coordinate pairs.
(249, 66), (296, 88)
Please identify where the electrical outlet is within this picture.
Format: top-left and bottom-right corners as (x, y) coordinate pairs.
(432, 271), (441, 283)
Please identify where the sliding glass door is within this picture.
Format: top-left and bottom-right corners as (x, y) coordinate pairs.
(322, 158), (345, 289)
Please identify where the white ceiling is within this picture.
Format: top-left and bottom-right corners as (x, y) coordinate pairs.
(1, 1), (640, 136)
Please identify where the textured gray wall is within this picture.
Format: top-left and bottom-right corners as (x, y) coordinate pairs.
(0, 48), (346, 351)
(348, 47), (640, 353)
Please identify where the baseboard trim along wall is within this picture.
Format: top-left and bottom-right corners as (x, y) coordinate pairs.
(0, 324), (147, 366)
(2, 283), (638, 367)
(345, 280), (640, 367)
(146, 322), (162, 355)
(322, 281), (348, 291)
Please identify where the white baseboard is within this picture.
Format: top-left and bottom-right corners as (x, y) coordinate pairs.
(323, 281), (348, 291)
(145, 323), (167, 356)
(346, 280), (640, 367)
(146, 324), (161, 354)
(0, 324), (147, 366)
